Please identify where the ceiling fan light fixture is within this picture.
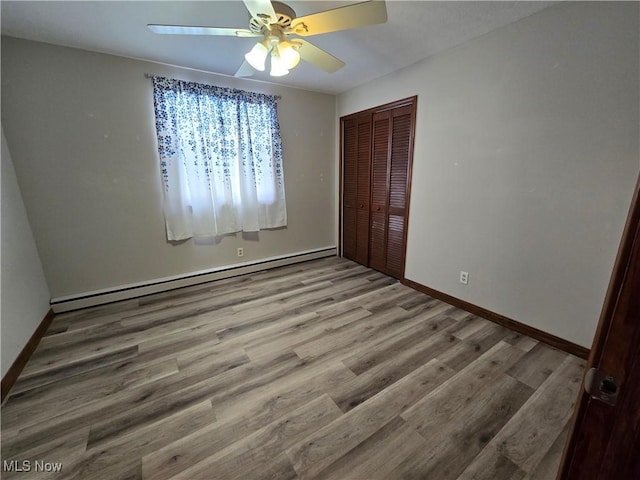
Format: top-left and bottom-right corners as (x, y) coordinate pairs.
(270, 51), (290, 77)
(150, 0), (388, 77)
(244, 41), (269, 71)
(278, 41), (300, 70)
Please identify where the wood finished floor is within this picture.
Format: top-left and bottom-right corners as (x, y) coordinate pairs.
(1, 257), (585, 480)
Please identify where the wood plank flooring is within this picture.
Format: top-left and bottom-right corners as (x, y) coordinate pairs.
(1, 257), (585, 479)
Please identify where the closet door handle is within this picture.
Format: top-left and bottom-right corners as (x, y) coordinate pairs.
(376, 206), (381, 211)
(359, 204), (364, 208)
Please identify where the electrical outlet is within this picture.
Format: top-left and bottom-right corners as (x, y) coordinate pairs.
(237, 247), (244, 257)
(460, 271), (469, 285)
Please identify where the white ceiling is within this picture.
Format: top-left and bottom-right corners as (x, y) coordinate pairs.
(1, 1), (554, 94)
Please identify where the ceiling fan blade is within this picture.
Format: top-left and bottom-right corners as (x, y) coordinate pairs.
(234, 60), (255, 77)
(243, 0), (277, 24)
(148, 25), (259, 37)
(295, 39), (345, 73)
(291, 1), (387, 37)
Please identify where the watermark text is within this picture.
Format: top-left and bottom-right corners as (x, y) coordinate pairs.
(3, 460), (63, 473)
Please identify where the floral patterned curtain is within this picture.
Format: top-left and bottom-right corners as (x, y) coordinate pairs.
(151, 76), (287, 241)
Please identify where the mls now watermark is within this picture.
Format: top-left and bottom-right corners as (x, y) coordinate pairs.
(3, 460), (63, 473)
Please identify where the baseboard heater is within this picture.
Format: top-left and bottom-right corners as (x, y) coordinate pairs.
(50, 246), (337, 313)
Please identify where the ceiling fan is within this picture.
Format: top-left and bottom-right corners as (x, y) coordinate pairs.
(148, 0), (387, 77)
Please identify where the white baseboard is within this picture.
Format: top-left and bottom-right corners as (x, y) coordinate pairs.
(51, 246), (337, 313)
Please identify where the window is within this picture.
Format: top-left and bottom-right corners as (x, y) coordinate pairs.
(151, 76), (287, 241)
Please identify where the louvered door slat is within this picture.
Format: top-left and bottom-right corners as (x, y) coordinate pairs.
(386, 214), (405, 278)
(369, 211), (386, 271)
(343, 115), (371, 265)
(371, 112), (390, 209)
(343, 208), (357, 259)
(369, 111), (391, 271)
(342, 118), (358, 261)
(389, 106), (412, 211)
(355, 116), (372, 265)
(382, 105), (413, 278)
(343, 119), (357, 209)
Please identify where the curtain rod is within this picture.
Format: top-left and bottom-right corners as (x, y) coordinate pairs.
(143, 72), (281, 99)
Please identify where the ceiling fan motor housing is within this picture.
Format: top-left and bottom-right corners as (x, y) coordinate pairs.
(249, 1), (296, 33)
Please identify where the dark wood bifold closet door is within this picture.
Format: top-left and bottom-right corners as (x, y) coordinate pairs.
(369, 110), (390, 273)
(342, 114), (372, 266)
(369, 105), (413, 278)
(341, 97), (416, 280)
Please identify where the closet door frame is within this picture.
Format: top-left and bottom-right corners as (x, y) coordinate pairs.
(339, 95), (417, 280)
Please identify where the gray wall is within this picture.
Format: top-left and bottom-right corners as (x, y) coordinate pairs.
(1, 126), (51, 377)
(338, 2), (639, 347)
(1, 37), (337, 299)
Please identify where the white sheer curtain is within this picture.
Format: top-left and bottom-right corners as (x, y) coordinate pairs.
(152, 76), (287, 241)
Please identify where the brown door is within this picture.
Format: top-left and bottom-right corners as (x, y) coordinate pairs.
(385, 104), (413, 279)
(369, 110), (391, 273)
(341, 97), (416, 279)
(342, 114), (371, 266)
(558, 174), (640, 479)
(369, 105), (414, 279)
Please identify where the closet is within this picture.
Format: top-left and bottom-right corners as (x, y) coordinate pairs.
(341, 96), (417, 279)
